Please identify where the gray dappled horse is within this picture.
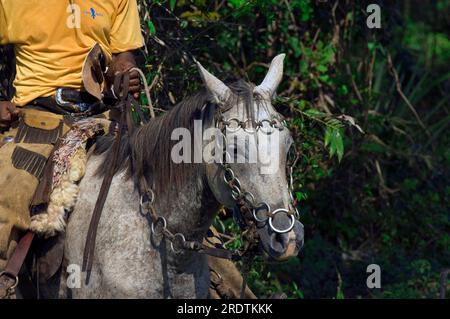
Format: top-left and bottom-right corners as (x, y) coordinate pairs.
(60, 54), (304, 298)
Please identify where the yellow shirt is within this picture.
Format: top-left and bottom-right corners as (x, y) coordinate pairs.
(0, 0), (144, 106)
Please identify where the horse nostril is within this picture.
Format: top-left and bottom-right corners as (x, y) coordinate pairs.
(269, 232), (289, 254)
(277, 232), (290, 246)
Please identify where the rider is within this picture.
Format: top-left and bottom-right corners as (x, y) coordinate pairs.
(0, 0), (144, 271)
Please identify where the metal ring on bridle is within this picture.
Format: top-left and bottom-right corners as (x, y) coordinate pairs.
(170, 233), (186, 254)
(147, 189), (155, 203)
(259, 119), (275, 135)
(139, 188), (155, 208)
(268, 208), (295, 234)
(139, 196), (152, 215)
(231, 184), (242, 200)
(289, 189), (295, 202)
(252, 202), (271, 222)
(225, 118), (241, 133)
(223, 167), (235, 183)
(151, 216), (167, 236)
(232, 176), (241, 189)
(215, 116), (225, 129)
(242, 191), (256, 206)
(288, 167), (294, 188)
(139, 195), (147, 210)
(243, 119), (257, 133)
(272, 118), (285, 130)
(293, 207), (300, 219)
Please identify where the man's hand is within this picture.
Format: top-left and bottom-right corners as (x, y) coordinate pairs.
(108, 51), (141, 99)
(0, 101), (19, 131)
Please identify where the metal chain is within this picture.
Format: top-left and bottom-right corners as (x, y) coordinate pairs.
(216, 116), (287, 135)
(287, 147), (301, 220)
(216, 113), (299, 234)
(139, 182), (243, 259)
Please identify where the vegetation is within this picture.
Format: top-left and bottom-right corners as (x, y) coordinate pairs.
(137, 0), (449, 299)
(0, 0), (447, 299)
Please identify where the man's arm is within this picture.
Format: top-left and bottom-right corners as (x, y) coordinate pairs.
(107, 0), (144, 99)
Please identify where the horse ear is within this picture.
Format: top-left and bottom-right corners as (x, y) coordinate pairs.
(196, 61), (232, 105)
(254, 53), (286, 100)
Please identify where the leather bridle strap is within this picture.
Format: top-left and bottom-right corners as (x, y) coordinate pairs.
(0, 231), (34, 299)
(82, 73), (130, 283)
(183, 241), (240, 261)
(82, 71), (149, 284)
(82, 109), (125, 282)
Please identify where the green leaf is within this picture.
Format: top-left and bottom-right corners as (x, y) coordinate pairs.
(299, 60), (309, 76)
(299, 0), (313, 22)
(325, 127), (344, 162)
(338, 85), (349, 96)
(295, 191), (308, 201)
(228, 0), (246, 9)
(316, 64), (328, 73)
(147, 20), (156, 35)
(288, 36), (302, 58)
(304, 108), (326, 118)
(169, 0), (177, 11)
(180, 20), (188, 29)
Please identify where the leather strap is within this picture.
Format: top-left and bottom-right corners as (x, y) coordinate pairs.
(82, 72), (132, 283)
(196, 243), (240, 261)
(0, 231), (34, 299)
(82, 108), (125, 282)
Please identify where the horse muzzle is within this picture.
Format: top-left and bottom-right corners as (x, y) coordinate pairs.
(257, 219), (304, 261)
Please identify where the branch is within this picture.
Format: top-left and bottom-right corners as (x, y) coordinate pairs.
(387, 52), (430, 137)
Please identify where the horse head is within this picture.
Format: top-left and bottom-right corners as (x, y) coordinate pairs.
(198, 54), (304, 261)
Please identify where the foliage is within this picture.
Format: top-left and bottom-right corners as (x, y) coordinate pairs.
(135, 0), (449, 298)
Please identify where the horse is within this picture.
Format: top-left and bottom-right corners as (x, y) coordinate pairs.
(57, 54), (304, 298)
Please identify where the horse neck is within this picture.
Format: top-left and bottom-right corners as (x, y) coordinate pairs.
(153, 164), (220, 243)
(148, 117), (220, 242)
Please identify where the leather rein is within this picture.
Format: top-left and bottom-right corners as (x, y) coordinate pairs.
(82, 73), (131, 280)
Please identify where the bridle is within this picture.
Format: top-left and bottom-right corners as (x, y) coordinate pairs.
(214, 111), (300, 234)
(138, 109), (301, 258)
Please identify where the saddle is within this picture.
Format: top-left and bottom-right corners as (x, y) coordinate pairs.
(0, 107), (111, 298)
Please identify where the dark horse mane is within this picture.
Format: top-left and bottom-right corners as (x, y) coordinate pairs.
(94, 80), (261, 195)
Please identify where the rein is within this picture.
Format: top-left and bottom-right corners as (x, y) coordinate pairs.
(82, 71), (150, 281)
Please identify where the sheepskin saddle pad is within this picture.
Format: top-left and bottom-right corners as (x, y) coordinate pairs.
(29, 117), (110, 237)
